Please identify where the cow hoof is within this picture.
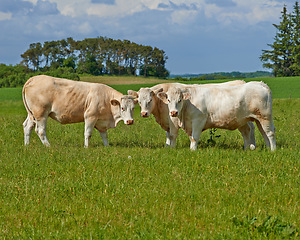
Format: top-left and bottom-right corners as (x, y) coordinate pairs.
(250, 144), (256, 150)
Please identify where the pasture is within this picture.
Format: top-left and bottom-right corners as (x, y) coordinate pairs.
(0, 76), (299, 239)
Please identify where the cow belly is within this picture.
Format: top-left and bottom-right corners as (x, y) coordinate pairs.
(49, 112), (84, 124)
(95, 118), (115, 131)
(204, 116), (249, 130)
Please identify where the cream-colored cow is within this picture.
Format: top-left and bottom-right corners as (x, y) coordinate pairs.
(22, 75), (137, 147)
(128, 81), (256, 150)
(157, 81), (276, 151)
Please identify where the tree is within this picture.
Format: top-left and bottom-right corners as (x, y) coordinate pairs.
(291, 1), (300, 75)
(20, 36), (169, 77)
(20, 42), (43, 71)
(260, 2), (300, 77)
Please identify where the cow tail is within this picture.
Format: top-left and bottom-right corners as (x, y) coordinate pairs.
(22, 79), (36, 122)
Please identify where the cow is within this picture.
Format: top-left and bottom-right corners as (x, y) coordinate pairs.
(22, 75), (137, 147)
(156, 81), (276, 151)
(128, 81), (256, 150)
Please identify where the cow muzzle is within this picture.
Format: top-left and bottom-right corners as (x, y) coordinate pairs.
(141, 112), (149, 118)
(170, 111), (178, 117)
(126, 120), (134, 125)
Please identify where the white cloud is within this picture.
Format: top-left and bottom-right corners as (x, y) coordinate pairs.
(76, 21), (93, 34)
(244, 3), (283, 25)
(20, 0), (286, 29)
(0, 11), (12, 21)
(38, 0), (286, 27)
(171, 9), (198, 25)
(198, 0), (285, 27)
(87, 0), (145, 18)
(26, 0), (38, 4)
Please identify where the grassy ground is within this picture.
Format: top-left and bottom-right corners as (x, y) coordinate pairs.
(0, 76), (299, 239)
(80, 75), (170, 85)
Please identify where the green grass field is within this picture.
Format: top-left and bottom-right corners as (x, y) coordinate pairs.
(0, 76), (299, 239)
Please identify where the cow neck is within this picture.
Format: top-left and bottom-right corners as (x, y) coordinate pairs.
(180, 100), (189, 119)
(178, 101), (187, 129)
(111, 92), (123, 127)
(151, 95), (161, 120)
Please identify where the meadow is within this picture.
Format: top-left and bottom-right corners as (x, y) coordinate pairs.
(0, 76), (299, 239)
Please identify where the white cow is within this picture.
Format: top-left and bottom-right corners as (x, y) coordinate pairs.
(128, 81), (256, 149)
(157, 81), (276, 151)
(22, 75), (137, 147)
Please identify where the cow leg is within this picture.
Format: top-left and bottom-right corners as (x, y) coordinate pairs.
(23, 115), (35, 146)
(165, 131), (171, 147)
(255, 120), (270, 147)
(84, 118), (97, 148)
(99, 131), (109, 147)
(170, 129), (179, 148)
(255, 119), (276, 151)
(190, 119), (205, 151)
(35, 118), (50, 147)
(165, 129), (179, 148)
(166, 117), (180, 148)
(238, 122), (256, 150)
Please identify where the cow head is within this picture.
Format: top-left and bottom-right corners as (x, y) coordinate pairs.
(111, 96), (137, 125)
(128, 88), (163, 118)
(157, 88), (190, 117)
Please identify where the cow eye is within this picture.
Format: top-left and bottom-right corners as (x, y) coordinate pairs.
(121, 107), (125, 111)
(178, 99), (182, 103)
(168, 99), (170, 103)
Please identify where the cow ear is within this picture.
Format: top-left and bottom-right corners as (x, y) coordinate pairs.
(127, 90), (138, 98)
(154, 88), (164, 95)
(111, 99), (120, 106)
(183, 92), (191, 100)
(157, 92), (168, 103)
(133, 98), (138, 105)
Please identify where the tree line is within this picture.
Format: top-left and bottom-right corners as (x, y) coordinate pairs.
(260, 1), (300, 77)
(171, 71), (272, 81)
(20, 37), (169, 78)
(0, 64), (80, 88)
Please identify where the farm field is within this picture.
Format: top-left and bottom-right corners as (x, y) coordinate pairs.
(0, 76), (299, 238)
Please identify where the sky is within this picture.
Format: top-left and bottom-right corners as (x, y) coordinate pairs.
(0, 0), (296, 74)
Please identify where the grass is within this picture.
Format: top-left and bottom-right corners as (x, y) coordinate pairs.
(0, 76), (299, 238)
(80, 75), (169, 85)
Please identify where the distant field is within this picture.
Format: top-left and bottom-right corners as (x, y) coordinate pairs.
(81, 75), (300, 98)
(1, 76), (300, 102)
(80, 75), (169, 85)
(0, 76), (299, 238)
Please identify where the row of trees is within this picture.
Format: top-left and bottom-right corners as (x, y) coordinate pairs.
(20, 37), (169, 78)
(260, 1), (300, 76)
(172, 71), (272, 81)
(0, 64), (80, 88)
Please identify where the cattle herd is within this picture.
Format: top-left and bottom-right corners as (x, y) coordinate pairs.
(22, 75), (276, 151)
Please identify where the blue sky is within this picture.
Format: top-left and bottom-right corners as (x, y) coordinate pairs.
(0, 0), (296, 74)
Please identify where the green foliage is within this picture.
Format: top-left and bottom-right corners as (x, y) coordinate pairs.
(261, 1), (300, 77)
(207, 128), (221, 145)
(0, 64), (80, 88)
(0, 64), (28, 88)
(171, 71), (273, 81)
(232, 215), (298, 238)
(20, 37), (169, 78)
